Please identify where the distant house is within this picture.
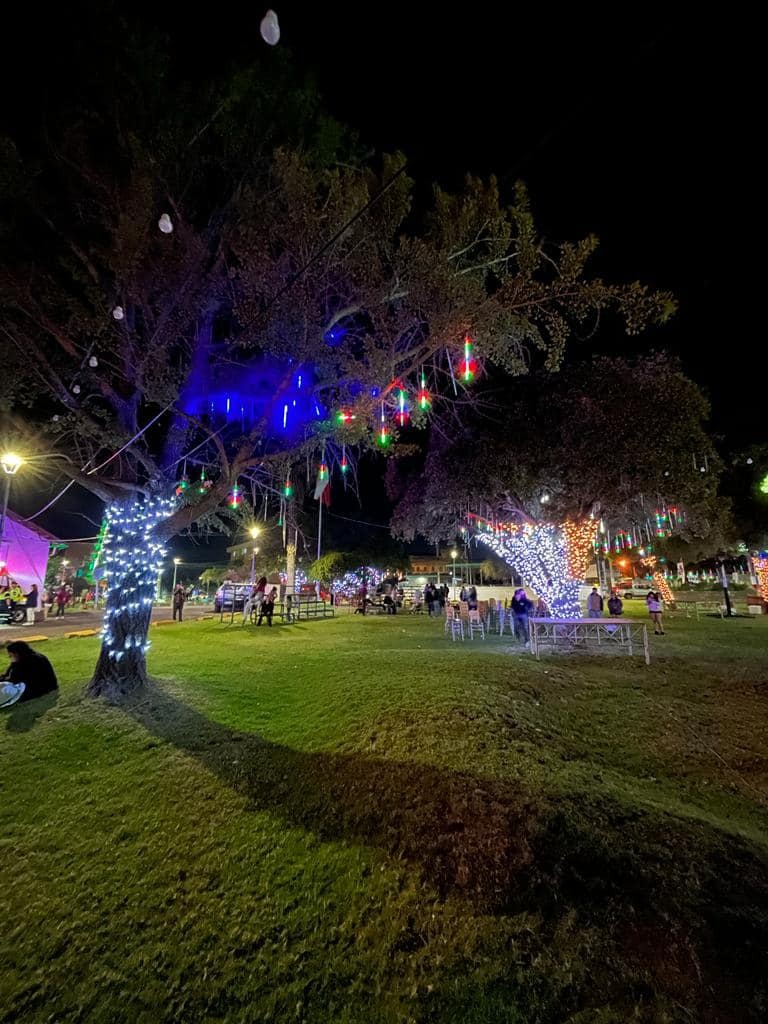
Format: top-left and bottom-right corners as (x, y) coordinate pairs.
(0, 511), (60, 595)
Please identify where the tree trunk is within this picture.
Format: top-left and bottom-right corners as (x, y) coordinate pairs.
(87, 497), (170, 701)
(284, 499), (298, 595)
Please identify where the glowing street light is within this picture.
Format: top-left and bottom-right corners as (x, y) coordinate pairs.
(249, 526), (261, 540)
(172, 557), (181, 593)
(450, 548), (458, 599)
(1, 452), (25, 548)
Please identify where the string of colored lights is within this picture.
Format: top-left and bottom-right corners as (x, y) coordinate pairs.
(754, 555), (768, 604)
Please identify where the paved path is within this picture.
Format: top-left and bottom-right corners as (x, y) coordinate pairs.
(0, 604), (212, 642)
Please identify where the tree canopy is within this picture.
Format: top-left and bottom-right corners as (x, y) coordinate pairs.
(389, 352), (722, 547)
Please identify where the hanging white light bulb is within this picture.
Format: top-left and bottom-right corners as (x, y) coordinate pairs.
(88, 355), (98, 368)
(158, 213), (174, 234)
(52, 414), (60, 422)
(72, 384), (81, 395)
(112, 305), (124, 321)
(260, 9), (280, 44)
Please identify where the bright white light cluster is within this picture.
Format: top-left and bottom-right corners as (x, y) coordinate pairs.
(100, 497), (174, 661)
(331, 566), (385, 599)
(473, 520), (582, 619)
(279, 569), (308, 591)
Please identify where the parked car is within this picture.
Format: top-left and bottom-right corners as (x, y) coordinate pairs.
(214, 583), (251, 613)
(618, 580), (656, 600)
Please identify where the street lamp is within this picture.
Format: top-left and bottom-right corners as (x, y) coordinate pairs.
(172, 557), (181, 593)
(450, 549), (458, 598)
(0, 452), (24, 549)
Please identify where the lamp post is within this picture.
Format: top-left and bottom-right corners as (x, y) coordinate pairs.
(450, 549), (458, 599)
(249, 526), (260, 583)
(0, 452), (24, 551)
(172, 557), (181, 594)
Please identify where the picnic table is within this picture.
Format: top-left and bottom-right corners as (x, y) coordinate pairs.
(529, 617), (650, 664)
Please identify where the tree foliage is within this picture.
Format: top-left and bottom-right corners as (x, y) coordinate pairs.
(389, 353), (723, 546)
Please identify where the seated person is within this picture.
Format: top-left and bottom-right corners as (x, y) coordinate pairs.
(257, 587), (278, 627)
(1, 640), (59, 704)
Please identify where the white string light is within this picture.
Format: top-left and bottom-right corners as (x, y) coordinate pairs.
(112, 306), (124, 320)
(99, 496), (174, 661)
(473, 519), (584, 618)
(158, 213), (174, 234)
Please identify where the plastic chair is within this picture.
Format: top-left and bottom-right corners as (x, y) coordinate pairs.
(468, 609), (486, 640)
(445, 605), (464, 641)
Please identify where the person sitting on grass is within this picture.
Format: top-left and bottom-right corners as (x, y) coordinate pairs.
(257, 587), (278, 627)
(0, 640), (58, 707)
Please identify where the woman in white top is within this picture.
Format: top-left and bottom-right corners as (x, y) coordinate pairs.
(646, 592), (665, 635)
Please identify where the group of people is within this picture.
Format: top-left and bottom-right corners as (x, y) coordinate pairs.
(242, 577), (281, 626)
(586, 587), (665, 633)
(0, 582), (56, 623)
(422, 582), (450, 616)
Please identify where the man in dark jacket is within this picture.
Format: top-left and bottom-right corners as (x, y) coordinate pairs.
(510, 589), (534, 644)
(1, 641), (58, 704)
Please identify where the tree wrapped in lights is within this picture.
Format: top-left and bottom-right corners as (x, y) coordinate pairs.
(331, 566), (385, 600)
(1, 37), (673, 697)
(93, 497), (172, 696)
(472, 519), (593, 618)
(754, 554), (768, 605)
(391, 354), (722, 618)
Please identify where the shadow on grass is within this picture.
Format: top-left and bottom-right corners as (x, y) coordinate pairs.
(4, 691), (59, 733)
(125, 683), (768, 1018)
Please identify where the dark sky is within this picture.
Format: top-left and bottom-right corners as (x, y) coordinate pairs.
(3, 4), (757, 544)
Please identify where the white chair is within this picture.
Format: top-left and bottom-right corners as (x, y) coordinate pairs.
(445, 605), (464, 641)
(468, 609), (485, 640)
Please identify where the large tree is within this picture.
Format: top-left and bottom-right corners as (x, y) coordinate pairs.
(0, 47), (672, 696)
(389, 353), (721, 614)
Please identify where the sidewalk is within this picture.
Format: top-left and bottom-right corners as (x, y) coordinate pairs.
(0, 604), (211, 642)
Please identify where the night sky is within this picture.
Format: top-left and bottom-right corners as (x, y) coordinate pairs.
(3, 4), (756, 546)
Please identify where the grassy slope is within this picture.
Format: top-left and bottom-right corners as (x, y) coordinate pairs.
(1, 612), (767, 1023)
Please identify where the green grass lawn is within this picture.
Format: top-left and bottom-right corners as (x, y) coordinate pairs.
(2, 611), (768, 1023)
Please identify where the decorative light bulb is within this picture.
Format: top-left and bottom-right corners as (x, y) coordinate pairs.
(112, 305), (124, 320)
(72, 384), (81, 395)
(89, 355), (98, 368)
(158, 213), (173, 234)
(260, 9), (280, 44)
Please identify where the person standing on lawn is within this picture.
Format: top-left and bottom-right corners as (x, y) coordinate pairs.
(511, 588), (533, 644)
(646, 591), (665, 634)
(586, 587), (604, 618)
(172, 584), (185, 621)
(607, 591), (624, 616)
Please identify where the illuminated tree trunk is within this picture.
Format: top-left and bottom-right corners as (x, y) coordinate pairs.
(87, 497), (171, 701)
(284, 498), (297, 595)
(473, 519), (595, 620)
